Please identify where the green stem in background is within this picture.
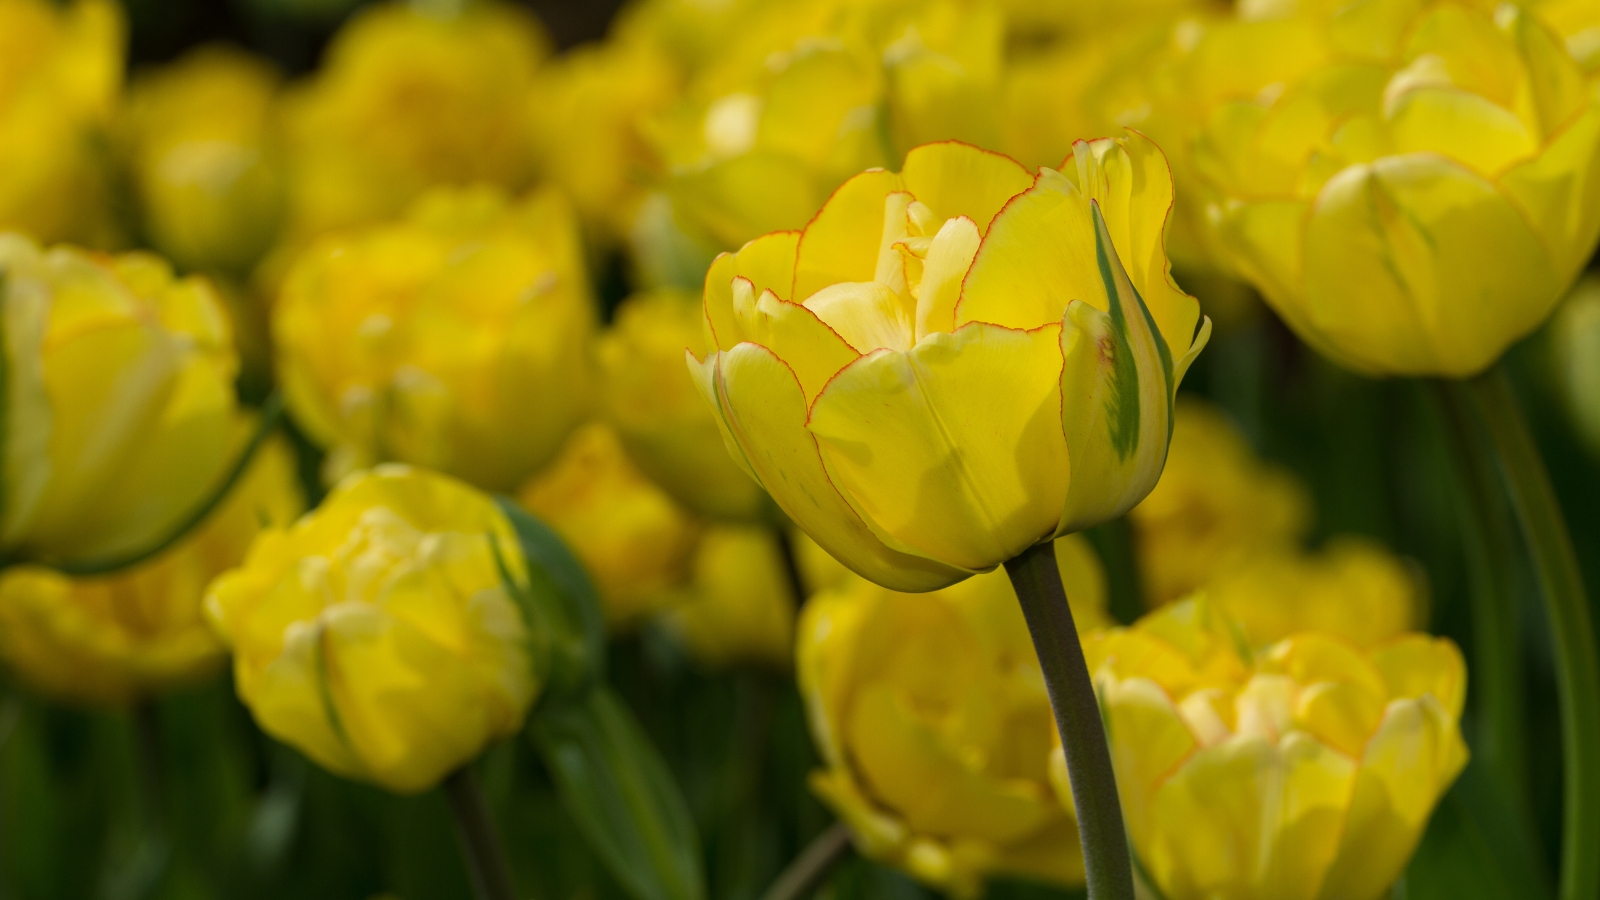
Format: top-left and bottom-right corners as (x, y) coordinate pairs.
(443, 767), (519, 900)
(757, 823), (852, 900)
(775, 528), (810, 611)
(1461, 367), (1600, 900)
(1005, 541), (1134, 900)
(1430, 383), (1538, 837)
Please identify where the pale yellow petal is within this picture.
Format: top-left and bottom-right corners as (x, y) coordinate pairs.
(794, 169), (906, 301)
(899, 141), (1033, 234)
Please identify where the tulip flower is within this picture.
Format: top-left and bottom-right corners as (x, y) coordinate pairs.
(205, 464), (539, 795)
(0, 234), (241, 568)
(689, 135), (1210, 591)
(0, 0), (123, 247)
(274, 185), (594, 492)
(1086, 597), (1467, 900)
(1129, 398), (1312, 607)
(601, 289), (768, 521)
(798, 536), (1110, 898)
(121, 46), (286, 275)
(659, 525), (797, 670)
(0, 432), (302, 706)
(1196, 0), (1600, 377)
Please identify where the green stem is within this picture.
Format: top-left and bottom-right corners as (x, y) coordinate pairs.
(757, 823), (852, 900)
(775, 527), (810, 611)
(1005, 541), (1134, 900)
(1463, 367), (1600, 900)
(443, 767), (519, 900)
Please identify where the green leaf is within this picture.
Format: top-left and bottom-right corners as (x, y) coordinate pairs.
(530, 687), (706, 900)
(1401, 758), (1552, 900)
(494, 496), (607, 696)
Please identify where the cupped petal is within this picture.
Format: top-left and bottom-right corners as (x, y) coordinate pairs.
(1207, 198), (1314, 336)
(795, 580), (876, 767)
(803, 280), (915, 353)
(1094, 674), (1198, 851)
(1368, 634), (1466, 718)
(915, 215), (981, 339)
(807, 322), (1069, 572)
(1386, 87), (1538, 177)
(709, 342), (967, 591)
(794, 169), (906, 301)
(729, 280), (858, 401)
(1499, 96), (1600, 285)
(702, 230), (802, 350)
(899, 141), (1033, 235)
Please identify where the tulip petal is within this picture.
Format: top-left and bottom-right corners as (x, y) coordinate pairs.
(1096, 675), (1198, 850)
(728, 281), (859, 401)
(900, 141), (1033, 235)
(808, 322), (1069, 572)
(703, 231), (803, 351)
(710, 342), (967, 591)
(803, 280), (914, 353)
(685, 349), (763, 487)
(915, 215), (981, 340)
(795, 583), (873, 768)
(1499, 98), (1600, 283)
(1369, 634), (1466, 718)
(795, 169), (907, 301)
(1387, 87), (1538, 177)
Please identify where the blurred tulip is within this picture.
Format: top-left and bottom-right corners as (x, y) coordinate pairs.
(1129, 398), (1312, 607)
(1550, 274), (1600, 456)
(205, 464), (539, 794)
(1196, 0), (1600, 377)
(121, 45), (287, 275)
(0, 0), (123, 246)
(278, 0), (548, 241)
(600, 289), (766, 521)
(1085, 596), (1467, 900)
(690, 136), (1209, 591)
(660, 524), (796, 670)
(275, 185), (594, 492)
(1527, 0), (1600, 72)
(798, 535), (1109, 897)
(0, 431), (302, 706)
(519, 422), (701, 628)
(0, 233), (240, 567)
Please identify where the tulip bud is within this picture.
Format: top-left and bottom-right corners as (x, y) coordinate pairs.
(1196, 0), (1600, 376)
(600, 289), (767, 521)
(690, 136), (1210, 591)
(0, 431), (302, 705)
(205, 464), (540, 794)
(798, 535), (1109, 897)
(121, 46), (286, 275)
(0, 234), (240, 567)
(1129, 398), (1312, 607)
(1084, 596), (1467, 900)
(275, 185), (595, 492)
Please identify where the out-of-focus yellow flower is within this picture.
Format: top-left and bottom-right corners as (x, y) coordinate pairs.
(0, 0), (123, 246)
(0, 431), (302, 706)
(519, 423), (702, 628)
(1196, 0), (1600, 377)
(690, 137), (1210, 591)
(798, 535), (1108, 897)
(1550, 274), (1600, 456)
(1086, 596), (1467, 900)
(1129, 398), (1311, 606)
(660, 525), (797, 669)
(275, 185), (594, 492)
(997, 0), (1221, 43)
(0, 234), (240, 567)
(278, 0), (548, 241)
(601, 289), (766, 521)
(205, 464), (539, 794)
(532, 37), (680, 242)
(121, 45), (286, 275)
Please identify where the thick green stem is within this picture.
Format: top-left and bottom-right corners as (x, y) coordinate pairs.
(443, 767), (519, 900)
(757, 822), (852, 900)
(1463, 367), (1600, 900)
(1005, 541), (1133, 900)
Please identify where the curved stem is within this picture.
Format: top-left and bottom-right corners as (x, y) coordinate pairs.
(443, 767), (519, 900)
(1005, 541), (1134, 900)
(775, 527), (810, 611)
(758, 822), (852, 900)
(1463, 367), (1600, 900)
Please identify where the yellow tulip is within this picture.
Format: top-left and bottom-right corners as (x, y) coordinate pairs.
(1550, 274), (1600, 456)
(0, 0), (123, 246)
(519, 423), (702, 628)
(275, 185), (595, 492)
(1527, 0), (1600, 72)
(1085, 596), (1467, 900)
(205, 464), (539, 794)
(0, 431), (302, 706)
(659, 524), (797, 670)
(798, 535), (1109, 897)
(690, 136), (1211, 591)
(1196, 0), (1600, 377)
(121, 45), (286, 275)
(1129, 397), (1312, 606)
(278, 0), (548, 240)
(0, 234), (240, 567)
(600, 289), (767, 521)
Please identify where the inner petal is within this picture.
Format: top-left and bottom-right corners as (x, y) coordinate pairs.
(803, 281), (915, 353)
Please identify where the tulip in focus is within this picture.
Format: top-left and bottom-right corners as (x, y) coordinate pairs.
(0, 234), (241, 567)
(275, 185), (594, 492)
(1086, 596), (1467, 900)
(205, 465), (539, 794)
(121, 45), (286, 275)
(0, 433), (302, 706)
(690, 136), (1211, 591)
(1197, 0), (1600, 376)
(0, 0), (123, 247)
(601, 289), (767, 521)
(798, 536), (1110, 897)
